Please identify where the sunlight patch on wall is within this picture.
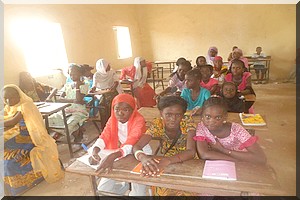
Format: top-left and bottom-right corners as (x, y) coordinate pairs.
(10, 19), (68, 78)
(113, 26), (132, 59)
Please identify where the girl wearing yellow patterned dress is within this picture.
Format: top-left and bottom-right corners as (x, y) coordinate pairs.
(132, 95), (198, 196)
(2, 84), (64, 196)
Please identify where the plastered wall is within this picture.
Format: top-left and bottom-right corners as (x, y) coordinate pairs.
(4, 4), (296, 86)
(4, 4), (142, 85)
(137, 4), (296, 81)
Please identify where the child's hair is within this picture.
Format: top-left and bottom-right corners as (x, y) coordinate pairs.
(170, 60), (192, 78)
(158, 95), (188, 113)
(69, 63), (84, 74)
(228, 59), (246, 73)
(221, 82), (238, 95)
(200, 64), (214, 73)
(180, 60), (192, 69)
(195, 56), (206, 65)
(201, 97), (228, 115)
(185, 68), (202, 81)
(232, 46), (238, 51)
(176, 57), (187, 66)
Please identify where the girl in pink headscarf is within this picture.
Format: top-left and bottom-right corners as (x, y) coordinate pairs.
(206, 46), (218, 65)
(228, 48), (249, 70)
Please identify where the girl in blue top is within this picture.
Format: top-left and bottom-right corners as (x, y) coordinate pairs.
(180, 68), (211, 115)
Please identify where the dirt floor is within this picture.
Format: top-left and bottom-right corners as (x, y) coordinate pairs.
(21, 81), (296, 196)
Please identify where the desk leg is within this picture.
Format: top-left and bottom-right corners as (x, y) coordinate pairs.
(62, 109), (73, 158)
(44, 116), (50, 134)
(89, 175), (98, 196)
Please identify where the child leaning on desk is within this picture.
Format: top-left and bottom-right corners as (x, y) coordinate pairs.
(180, 68), (211, 116)
(157, 59), (192, 97)
(87, 93), (152, 196)
(193, 97), (266, 164)
(132, 95), (200, 196)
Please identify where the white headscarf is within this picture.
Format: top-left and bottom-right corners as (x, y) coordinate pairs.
(93, 59), (116, 90)
(133, 57), (147, 88)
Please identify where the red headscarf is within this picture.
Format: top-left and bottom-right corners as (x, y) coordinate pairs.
(99, 93), (146, 149)
(214, 56), (223, 61)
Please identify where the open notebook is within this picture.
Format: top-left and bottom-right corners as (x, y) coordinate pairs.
(76, 149), (118, 170)
(202, 160), (237, 181)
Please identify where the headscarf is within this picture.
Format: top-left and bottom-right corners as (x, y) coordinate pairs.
(2, 84), (64, 183)
(133, 57), (148, 88)
(214, 56), (223, 61)
(93, 59), (115, 89)
(233, 48), (243, 57)
(99, 93), (146, 149)
(206, 46), (218, 64)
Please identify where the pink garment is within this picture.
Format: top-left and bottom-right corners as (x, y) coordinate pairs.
(169, 73), (186, 91)
(120, 62), (152, 80)
(200, 78), (218, 91)
(224, 72), (252, 91)
(120, 64), (156, 108)
(229, 57), (249, 70)
(193, 122), (258, 152)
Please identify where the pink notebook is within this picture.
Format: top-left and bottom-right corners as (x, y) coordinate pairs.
(202, 160), (237, 181)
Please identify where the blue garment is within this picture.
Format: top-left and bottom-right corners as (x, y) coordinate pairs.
(4, 120), (44, 196)
(66, 77), (99, 117)
(180, 87), (211, 110)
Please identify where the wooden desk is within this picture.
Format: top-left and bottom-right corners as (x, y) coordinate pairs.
(154, 60), (177, 73)
(119, 79), (134, 97)
(66, 155), (284, 196)
(36, 102), (74, 158)
(147, 67), (165, 91)
(244, 56), (272, 82)
(138, 107), (268, 131)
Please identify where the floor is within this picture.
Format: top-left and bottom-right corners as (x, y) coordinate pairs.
(21, 80), (296, 196)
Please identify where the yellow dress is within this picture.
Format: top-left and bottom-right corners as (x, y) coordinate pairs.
(145, 115), (199, 196)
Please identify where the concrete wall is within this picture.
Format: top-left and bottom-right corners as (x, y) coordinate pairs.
(4, 4), (296, 86)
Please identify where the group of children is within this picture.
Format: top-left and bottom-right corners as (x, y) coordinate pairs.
(2, 46), (268, 196)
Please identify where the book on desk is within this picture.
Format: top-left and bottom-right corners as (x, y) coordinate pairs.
(239, 113), (266, 126)
(76, 149), (118, 170)
(202, 160), (237, 181)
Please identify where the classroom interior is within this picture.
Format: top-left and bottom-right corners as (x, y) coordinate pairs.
(3, 3), (296, 196)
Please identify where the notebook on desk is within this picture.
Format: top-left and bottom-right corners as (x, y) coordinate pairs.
(76, 149), (118, 170)
(202, 160), (237, 181)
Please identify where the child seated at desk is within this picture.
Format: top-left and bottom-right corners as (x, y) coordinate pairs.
(212, 56), (228, 85)
(252, 46), (267, 84)
(225, 59), (255, 113)
(220, 81), (245, 113)
(132, 95), (198, 196)
(194, 56), (207, 68)
(180, 68), (211, 116)
(194, 97), (266, 164)
(157, 59), (192, 97)
(89, 59), (121, 124)
(120, 57), (156, 108)
(50, 64), (89, 142)
(199, 64), (219, 95)
(87, 93), (152, 196)
(2, 85), (64, 196)
(19, 71), (57, 102)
